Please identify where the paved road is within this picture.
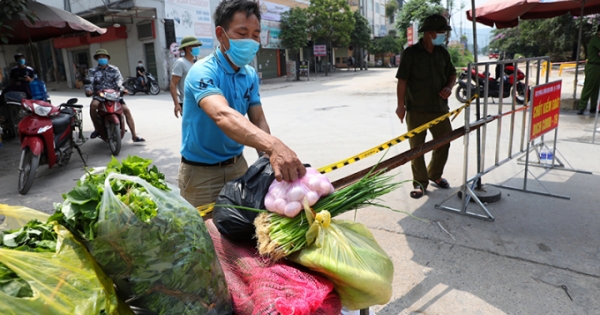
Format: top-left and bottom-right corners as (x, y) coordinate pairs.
(1, 68), (599, 314)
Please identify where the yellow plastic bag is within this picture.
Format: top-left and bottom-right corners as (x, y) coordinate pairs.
(289, 210), (394, 310)
(0, 204), (133, 315)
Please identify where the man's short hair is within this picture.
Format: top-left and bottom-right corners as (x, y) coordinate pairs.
(213, 0), (261, 30)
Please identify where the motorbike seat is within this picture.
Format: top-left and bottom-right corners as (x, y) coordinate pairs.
(51, 110), (73, 135)
(3, 91), (26, 106)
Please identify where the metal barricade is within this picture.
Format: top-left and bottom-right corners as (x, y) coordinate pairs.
(435, 56), (589, 221)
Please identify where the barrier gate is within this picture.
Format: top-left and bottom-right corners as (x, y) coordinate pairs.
(436, 56), (591, 221)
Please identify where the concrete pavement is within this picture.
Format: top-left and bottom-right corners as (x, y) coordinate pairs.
(1, 66), (599, 315)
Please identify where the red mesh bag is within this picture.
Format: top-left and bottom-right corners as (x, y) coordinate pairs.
(205, 219), (342, 315)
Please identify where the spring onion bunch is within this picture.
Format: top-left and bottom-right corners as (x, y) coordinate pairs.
(255, 169), (403, 261)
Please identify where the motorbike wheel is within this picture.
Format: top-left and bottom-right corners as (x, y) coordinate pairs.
(18, 147), (40, 195)
(455, 85), (469, 103)
(149, 83), (160, 95)
(108, 122), (122, 156)
(512, 84), (526, 105)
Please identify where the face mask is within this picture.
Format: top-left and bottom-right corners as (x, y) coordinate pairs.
(190, 46), (201, 57)
(432, 33), (446, 46)
(98, 58), (109, 66)
(138, 63), (143, 67)
(223, 31), (260, 67)
(18, 59), (25, 66)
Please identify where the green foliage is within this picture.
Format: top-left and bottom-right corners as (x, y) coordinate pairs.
(280, 7), (310, 55)
(395, 0), (445, 43)
(351, 10), (371, 49)
(447, 45), (473, 67)
(490, 14), (600, 61)
(308, 0), (355, 47)
(385, 1), (399, 18)
(0, 0), (36, 44)
(370, 34), (403, 54)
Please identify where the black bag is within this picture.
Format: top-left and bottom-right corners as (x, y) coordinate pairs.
(213, 156), (275, 241)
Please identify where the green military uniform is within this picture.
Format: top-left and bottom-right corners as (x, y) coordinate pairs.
(396, 39), (456, 190)
(579, 34), (600, 113)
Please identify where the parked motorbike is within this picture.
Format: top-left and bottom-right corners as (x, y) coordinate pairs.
(123, 73), (160, 95)
(455, 64), (527, 104)
(17, 98), (86, 195)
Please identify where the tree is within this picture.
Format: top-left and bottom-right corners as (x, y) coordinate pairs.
(370, 34), (403, 55)
(0, 0), (35, 44)
(307, 0), (355, 76)
(280, 7), (309, 80)
(395, 0), (445, 44)
(350, 10), (371, 70)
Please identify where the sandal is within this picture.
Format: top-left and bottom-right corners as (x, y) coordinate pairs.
(430, 178), (450, 189)
(90, 131), (99, 139)
(410, 187), (425, 199)
(133, 137), (146, 142)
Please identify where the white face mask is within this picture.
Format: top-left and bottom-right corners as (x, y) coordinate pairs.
(138, 63), (143, 67)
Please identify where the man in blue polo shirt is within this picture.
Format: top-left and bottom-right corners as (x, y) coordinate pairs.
(179, 0), (306, 208)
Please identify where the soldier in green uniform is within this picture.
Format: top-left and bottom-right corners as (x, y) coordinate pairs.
(578, 25), (600, 115)
(395, 14), (456, 199)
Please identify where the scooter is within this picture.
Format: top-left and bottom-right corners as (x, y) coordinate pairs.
(17, 98), (86, 195)
(91, 88), (126, 155)
(123, 73), (160, 95)
(455, 64), (527, 104)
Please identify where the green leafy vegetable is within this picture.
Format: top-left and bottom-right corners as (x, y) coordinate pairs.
(50, 155), (232, 315)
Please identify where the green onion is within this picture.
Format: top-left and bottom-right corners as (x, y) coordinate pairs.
(255, 169), (404, 261)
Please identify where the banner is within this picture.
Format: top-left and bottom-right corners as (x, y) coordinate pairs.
(165, 0), (214, 58)
(259, 1), (290, 21)
(529, 80), (561, 141)
(260, 20), (283, 49)
(314, 45), (327, 57)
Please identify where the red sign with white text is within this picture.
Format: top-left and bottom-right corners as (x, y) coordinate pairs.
(407, 26), (414, 47)
(529, 80), (561, 141)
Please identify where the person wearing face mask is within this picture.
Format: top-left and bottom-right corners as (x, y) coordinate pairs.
(395, 14), (456, 199)
(136, 60), (147, 91)
(84, 49), (145, 142)
(170, 36), (202, 118)
(178, 0), (306, 211)
(4, 53), (36, 99)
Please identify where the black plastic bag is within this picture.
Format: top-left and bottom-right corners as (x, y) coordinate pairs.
(213, 156), (274, 241)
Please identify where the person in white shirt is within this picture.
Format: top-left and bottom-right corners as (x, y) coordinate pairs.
(170, 36), (202, 118)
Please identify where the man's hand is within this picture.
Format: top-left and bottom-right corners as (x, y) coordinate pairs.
(122, 89), (129, 95)
(85, 90), (93, 97)
(439, 87), (452, 99)
(268, 141), (306, 182)
(174, 103), (182, 118)
(23, 75), (32, 82)
(396, 104), (406, 123)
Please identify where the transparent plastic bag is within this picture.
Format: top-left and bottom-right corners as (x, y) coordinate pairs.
(265, 168), (334, 217)
(289, 210), (394, 310)
(0, 204), (131, 315)
(91, 173), (232, 315)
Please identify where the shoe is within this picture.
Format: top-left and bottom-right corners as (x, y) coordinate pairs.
(410, 187), (425, 199)
(90, 131), (99, 139)
(577, 110), (584, 115)
(430, 178), (450, 189)
(133, 137), (145, 142)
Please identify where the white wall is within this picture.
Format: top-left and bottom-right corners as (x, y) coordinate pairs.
(69, 0), (106, 14)
(38, 0), (65, 10)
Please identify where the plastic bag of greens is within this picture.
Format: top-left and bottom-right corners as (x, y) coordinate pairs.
(289, 210), (394, 310)
(0, 204), (131, 315)
(90, 173), (232, 315)
(212, 156), (275, 241)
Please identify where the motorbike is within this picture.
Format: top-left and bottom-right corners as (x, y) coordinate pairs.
(91, 88), (126, 156)
(17, 98), (86, 195)
(123, 73), (160, 95)
(455, 64), (527, 105)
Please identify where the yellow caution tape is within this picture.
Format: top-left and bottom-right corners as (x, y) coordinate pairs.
(316, 94), (478, 174)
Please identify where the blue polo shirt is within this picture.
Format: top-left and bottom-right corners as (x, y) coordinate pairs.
(181, 49), (261, 164)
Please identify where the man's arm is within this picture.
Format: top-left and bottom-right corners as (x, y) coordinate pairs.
(170, 75), (182, 118)
(247, 105), (271, 157)
(199, 95), (306, 182)
(396, 79), (407, 123)
(84, 68), (94, 95)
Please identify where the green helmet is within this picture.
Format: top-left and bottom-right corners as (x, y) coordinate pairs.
(179, 36), (202, 50)
(94, 48), (110, 60)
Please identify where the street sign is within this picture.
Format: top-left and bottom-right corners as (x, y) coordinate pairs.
(529, 80), (561, 141)
(314, 45), (327, 57)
